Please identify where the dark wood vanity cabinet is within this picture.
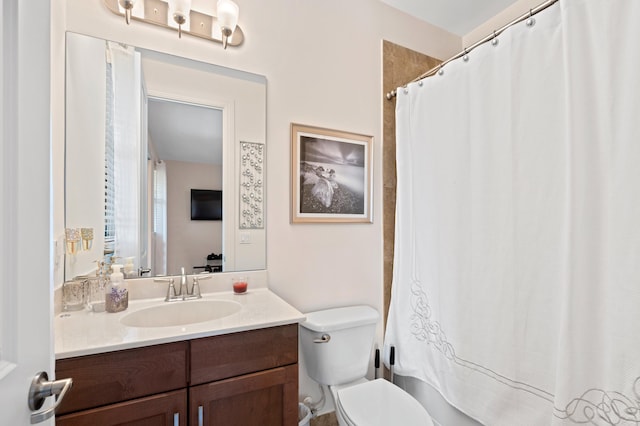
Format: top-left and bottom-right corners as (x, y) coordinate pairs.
(54, 390), (187, 426)
(189, 325), (298, 426)
(55, 324), (298, 426)
(55, 341), (189, 425)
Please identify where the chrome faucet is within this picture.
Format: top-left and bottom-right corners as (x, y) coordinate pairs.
(179, 267), (188, 298)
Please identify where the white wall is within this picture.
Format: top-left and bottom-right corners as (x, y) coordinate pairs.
(52, 0), (461, 411)
(166, 160), (222, 275)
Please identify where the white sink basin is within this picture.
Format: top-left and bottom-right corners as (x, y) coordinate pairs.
(120, 300), (242, 328)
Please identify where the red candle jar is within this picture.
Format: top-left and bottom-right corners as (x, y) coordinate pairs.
(233, 277), (248, 294)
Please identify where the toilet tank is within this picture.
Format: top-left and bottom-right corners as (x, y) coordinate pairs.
(300, 305), (379, 386)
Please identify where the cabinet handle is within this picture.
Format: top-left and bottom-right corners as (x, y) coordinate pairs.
(198, 405), (204, 426)
(174, 412), (179, 426)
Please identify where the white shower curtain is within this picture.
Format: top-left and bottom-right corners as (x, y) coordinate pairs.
(385, 1), (640, 425)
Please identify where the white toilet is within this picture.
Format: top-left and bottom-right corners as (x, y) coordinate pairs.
(300, 305), (434, 426)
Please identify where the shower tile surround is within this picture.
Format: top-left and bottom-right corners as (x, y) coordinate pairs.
(382, 41), (441, 326)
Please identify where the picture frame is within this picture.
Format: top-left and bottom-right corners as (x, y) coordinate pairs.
(291, 123), (373, 223)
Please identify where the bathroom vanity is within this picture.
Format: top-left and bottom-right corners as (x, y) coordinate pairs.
(54, 284), (304, 425)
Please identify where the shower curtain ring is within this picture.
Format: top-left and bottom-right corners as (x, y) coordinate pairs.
(491, 31), (499, 46)
(437, 65), (444, 76)
(463, 48), (469, 62)
(526, 9), (536, 26)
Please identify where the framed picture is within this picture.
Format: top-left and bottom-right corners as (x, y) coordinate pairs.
(291, 123), (373, 223)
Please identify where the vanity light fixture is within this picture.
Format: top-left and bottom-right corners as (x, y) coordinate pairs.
(217, 0), (239, 49)
(168, 0), (191, 38)
(118, 0), (137, 24)
(105, 0), (244, 48)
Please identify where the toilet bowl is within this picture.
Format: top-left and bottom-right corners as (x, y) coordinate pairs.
(299, 305), (433, 426)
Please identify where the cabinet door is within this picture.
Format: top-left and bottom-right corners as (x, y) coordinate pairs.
(56, 389), (187, 426)
(56, 341), (188, 414)
(190, 365), (298, 426)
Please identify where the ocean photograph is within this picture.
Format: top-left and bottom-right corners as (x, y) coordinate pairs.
(298, 135), (366, 214)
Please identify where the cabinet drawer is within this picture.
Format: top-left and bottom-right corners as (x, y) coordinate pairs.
(56, 389), (187, 426)
(190, 324), (297, 385)
(56, 341), (188, 415)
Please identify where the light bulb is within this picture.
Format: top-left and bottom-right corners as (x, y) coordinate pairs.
(168, 0), (192, 37)
(217, 0), (239, 48)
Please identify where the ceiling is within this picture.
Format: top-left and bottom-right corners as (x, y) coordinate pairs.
(148, 98), (223, 165)
(379, 0), (521, 36)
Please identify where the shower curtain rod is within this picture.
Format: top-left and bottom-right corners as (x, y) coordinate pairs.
(385, 0), (559, 100)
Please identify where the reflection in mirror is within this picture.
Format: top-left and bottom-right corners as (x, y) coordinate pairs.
(148, 98), (223, 276)
(64, 32), (267, 281)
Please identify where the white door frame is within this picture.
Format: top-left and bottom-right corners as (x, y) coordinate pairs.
(0, 0), (54, 424)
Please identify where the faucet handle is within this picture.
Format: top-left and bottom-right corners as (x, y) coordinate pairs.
(191, 275), (211, 299)
(155, 277), (178, 301)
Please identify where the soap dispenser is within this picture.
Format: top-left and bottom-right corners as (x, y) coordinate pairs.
(105, 264), (128, 313)
(123, 257), (136, 278)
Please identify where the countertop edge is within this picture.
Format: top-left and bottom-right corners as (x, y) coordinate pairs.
(56, 316), (305, 360)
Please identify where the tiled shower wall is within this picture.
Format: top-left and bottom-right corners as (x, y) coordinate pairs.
(382, 41), (441, 325)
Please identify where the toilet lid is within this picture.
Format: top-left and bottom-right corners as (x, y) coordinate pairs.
(337, 379), (434, 426)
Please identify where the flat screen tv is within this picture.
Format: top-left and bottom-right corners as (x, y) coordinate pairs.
(191, 189), (222, 221)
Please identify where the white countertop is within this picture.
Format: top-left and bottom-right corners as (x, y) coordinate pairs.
(55, 288), (305, 359)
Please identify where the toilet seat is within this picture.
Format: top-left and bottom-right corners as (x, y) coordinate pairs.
(336, 379), (434, 426)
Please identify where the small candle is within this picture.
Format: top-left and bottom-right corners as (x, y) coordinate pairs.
(233, 277), (248, 294)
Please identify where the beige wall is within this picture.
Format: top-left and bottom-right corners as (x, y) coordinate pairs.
(51, 0), (461, 413)
(52, 4), (460, 311)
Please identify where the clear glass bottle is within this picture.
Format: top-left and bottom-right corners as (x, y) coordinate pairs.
(87, 277), (105, 312)
(62, 278), (86, 311)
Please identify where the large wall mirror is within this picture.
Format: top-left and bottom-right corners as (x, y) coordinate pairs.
(64, 32), (266, 280)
